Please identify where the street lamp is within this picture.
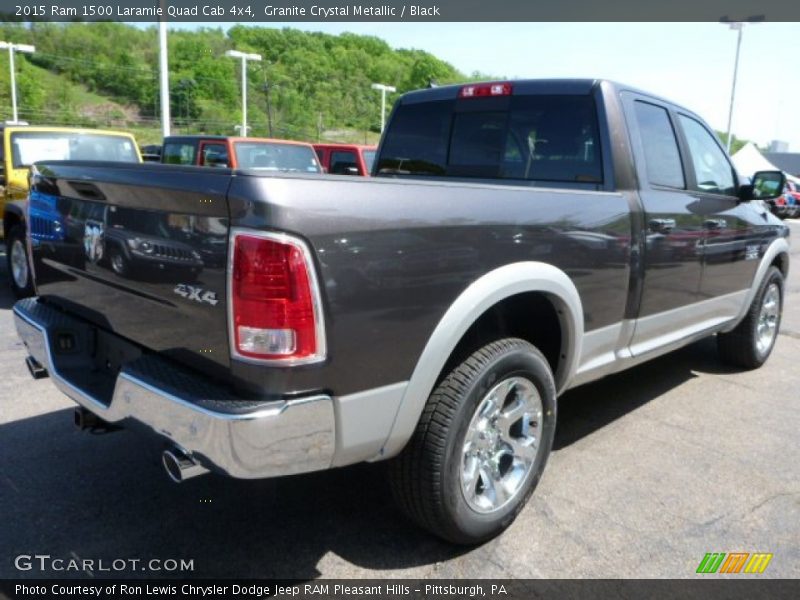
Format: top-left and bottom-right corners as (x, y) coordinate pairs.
(371, 82), (396, 134)
(0, 41), (35, 124)
(225, 49), (262, 137)
(720, 15), (763, 153)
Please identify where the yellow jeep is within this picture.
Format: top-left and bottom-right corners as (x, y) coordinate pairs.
(2, 125), (141, 296)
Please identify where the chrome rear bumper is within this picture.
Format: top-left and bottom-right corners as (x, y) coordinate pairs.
(13, 298), (335, 479)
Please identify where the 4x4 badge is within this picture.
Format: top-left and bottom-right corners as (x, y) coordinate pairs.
(174, 283), (219, 306)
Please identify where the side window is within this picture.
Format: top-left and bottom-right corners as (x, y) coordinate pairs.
(200, 143), (229, 168)
(162, 143), (195, 165)
(678, 115), (736, 196)
(633, 101), (685, 189)
(330, 151), (359, 175)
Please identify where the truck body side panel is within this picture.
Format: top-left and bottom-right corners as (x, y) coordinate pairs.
(227, 173), (632, 397)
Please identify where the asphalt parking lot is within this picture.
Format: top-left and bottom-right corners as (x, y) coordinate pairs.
(1, 222), (798, 580)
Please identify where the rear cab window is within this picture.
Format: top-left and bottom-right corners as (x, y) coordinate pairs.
(376, 90), (604, 188)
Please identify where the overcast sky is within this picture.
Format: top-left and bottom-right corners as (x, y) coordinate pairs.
(172, 22), (800, 152)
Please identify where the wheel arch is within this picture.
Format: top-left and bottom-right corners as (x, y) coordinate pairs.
(721, 237), (790, 333)
(3, 204), (25, 240)
(378, 261), (583, 460)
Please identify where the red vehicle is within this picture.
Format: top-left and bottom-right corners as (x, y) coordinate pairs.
(313, 143), (377, 176)
(161, 135), (322, 173)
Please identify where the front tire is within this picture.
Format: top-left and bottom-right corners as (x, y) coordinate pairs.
(109, 247), (130, 278)
(389, 338), (557, 544)
(717, 266), (783, 369)
(6, 224), (34, 298)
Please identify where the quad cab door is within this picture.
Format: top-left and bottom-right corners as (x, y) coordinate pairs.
(620, 92), (705, 355)
(621, 92), (764, 356)
(672, 113), (764, 308)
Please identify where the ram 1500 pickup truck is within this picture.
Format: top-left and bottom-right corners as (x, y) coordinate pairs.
(14, 80), (790, 544)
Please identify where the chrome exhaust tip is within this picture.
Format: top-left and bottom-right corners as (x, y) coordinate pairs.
(162, 447), (209, 483)
(26, 356), (48, 379)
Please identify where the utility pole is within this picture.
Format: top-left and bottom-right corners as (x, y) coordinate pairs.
(0, 42), (35, 123)
(371, 82), (396, 134)
(262, 82), (275, 138)
(226, 49), (262, 137)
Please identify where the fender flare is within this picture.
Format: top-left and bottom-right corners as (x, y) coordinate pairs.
(378, 261), (584, 460)
(720, 236), (790, 333)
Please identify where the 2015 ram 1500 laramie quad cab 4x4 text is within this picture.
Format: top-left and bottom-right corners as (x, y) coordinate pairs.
(14, 80), (790, 543)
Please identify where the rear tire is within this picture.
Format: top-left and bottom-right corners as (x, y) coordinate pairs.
(717, 266), (783, 369)
(6, 224), (34, 298)
(389, 338), (557, 544)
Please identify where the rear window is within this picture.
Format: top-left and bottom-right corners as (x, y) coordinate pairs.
(376, 95), (603, 184)
(10, 132), (139, 168)
(330, 150), (358, 174)
(234, 142), (321, 173)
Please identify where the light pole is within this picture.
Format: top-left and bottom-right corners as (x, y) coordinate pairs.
(371, 82), (396, 134)
(720, 16), (762, 153)
(158, 17), (170, 137)
(0, 42), (35, 124)
(226, 49), (262, 137)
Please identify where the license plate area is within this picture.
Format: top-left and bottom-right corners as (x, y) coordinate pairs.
(90, 327), (143, 376)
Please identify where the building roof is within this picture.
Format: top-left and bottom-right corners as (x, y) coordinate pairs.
(763, 152), (800, 176)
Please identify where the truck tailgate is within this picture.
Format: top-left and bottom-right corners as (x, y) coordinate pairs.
(29, 162), (232, 379)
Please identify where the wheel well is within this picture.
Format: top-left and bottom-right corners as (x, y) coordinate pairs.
(771, 252), (789, 278)
(439, 292), (564, 385)
(3, 210), (22, 240)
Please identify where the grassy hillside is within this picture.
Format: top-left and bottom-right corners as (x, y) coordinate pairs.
(0, 22), (470, 145)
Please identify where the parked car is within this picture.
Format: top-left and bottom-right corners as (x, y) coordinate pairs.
(161, 135), (322, 173)
(782, 180), (800, 218)
(767, 189), (797, 219)
(15, 80), (788, 545)
(313, 143), (377, 176)
(1, 125), (141, 297)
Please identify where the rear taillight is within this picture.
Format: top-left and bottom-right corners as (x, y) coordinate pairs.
(229, 230), (326, 364)
(459, 82), (513, 98)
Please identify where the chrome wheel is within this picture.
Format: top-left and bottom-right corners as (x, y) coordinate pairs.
(460, 376), (543, 514)
(10, 239), (29, 290)
(756, 283), (780, 355)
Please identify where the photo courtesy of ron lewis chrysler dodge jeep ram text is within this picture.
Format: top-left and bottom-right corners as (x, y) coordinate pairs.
(13, 80), (789, 543)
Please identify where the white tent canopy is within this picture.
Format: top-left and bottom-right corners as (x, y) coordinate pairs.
(732, 142), (800, 184)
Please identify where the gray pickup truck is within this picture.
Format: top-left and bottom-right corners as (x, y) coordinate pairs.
(14, 79), (790, 544)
